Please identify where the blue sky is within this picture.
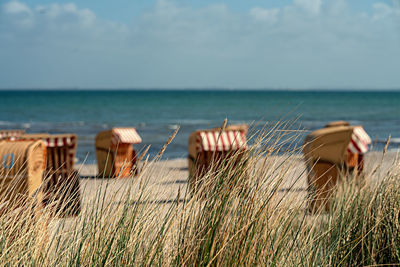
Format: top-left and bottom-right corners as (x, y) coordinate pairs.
(1, 0), (399, 89)
(18, 0), (392, 22)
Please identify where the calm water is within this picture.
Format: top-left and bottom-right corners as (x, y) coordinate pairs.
(0, 90), (399, 163)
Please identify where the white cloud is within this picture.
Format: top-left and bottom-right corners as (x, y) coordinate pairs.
(373, 2), (394, 20)
(294, 0), (322, 15)
(250, 7), (280, 24)
(3, 0), (31, 14)
(2, 0), (33, 28)
(0, 0), (399, 89)
(35, 3), (96, 27)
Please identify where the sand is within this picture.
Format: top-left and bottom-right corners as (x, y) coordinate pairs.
(74, 151), (399, 208)
(45, 151), (399, 239)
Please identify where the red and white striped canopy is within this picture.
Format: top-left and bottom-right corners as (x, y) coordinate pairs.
(19, 135), (77, 148)
(42, 136), (76, 148)
(196, 130), (247, 152)
(0, 130), (24, 140)
(112, 128), (142, 145)
(347, 126), (371, 154)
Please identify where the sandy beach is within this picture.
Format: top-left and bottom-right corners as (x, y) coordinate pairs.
(74, 151), (399, 210)
(43, 150), (399, 249)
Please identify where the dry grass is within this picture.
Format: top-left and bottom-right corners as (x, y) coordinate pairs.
(0, 123), (399, 266)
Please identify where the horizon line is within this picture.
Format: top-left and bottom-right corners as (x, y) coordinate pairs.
(1, 87), (400, 92)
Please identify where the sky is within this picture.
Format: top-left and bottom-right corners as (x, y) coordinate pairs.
(0, 0), (399, 89)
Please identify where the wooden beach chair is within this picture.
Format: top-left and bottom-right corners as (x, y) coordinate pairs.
(188, 126), (248, 194)
(0, 140), (49, 248)
(95, 128), (142, 178)
(18, 134), (80, 217)
(0, 140), (46, 215)
(0, 130), (25, 141)
(303, 123), (371, 212)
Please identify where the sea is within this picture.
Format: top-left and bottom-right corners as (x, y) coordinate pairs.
(0, 90), (399, 163)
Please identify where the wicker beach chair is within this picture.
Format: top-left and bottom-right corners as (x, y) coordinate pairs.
(95, 128), (142, 178)
(18, 134), (80, 217)
(0, 140), (48, 247)
(188, 126), (248, 194)
(0, 140), (46, 215)
(303, 123), (371, 212)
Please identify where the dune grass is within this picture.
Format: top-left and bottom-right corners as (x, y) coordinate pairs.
(0, 124), (399, 266)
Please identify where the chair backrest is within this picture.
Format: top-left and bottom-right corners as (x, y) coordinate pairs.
(304, 126), (354, 165)
(304, 125), (371, 166)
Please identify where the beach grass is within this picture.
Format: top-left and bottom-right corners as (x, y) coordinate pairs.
(0, 125), (399, 266)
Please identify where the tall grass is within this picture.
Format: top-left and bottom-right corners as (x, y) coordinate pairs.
(0, 124), (399, 266)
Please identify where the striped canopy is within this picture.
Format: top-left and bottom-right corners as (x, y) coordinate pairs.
(348, 126), (371, 154)
(0, 130), (25, 140)
(42, 136), (76, 148)
(112, 128), (142, 145)
(196, 130), (247, 152)
(19, 135), (77, 148)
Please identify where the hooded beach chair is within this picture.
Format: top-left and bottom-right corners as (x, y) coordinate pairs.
(303, 122), (371, 211)
(0, 140), (46, 215)
(0, 130), (25, 141)
(95, 128), (142, 178)
(18, 134), (80, 217)
(188, 126), (248, 193)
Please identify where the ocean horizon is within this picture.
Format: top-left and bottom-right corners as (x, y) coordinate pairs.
(1, 89), (399, 163)
(1, 88), (400, 91)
